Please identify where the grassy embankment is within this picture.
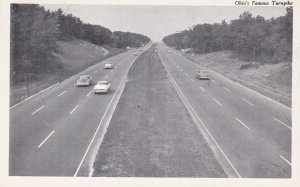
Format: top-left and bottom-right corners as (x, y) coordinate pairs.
(184, 51), (292, 107)
(10, 39), (125, 106)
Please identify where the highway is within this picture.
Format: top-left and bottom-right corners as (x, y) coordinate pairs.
(9, 47), (148, 176)
(157, 43), (291, 178)
(9, 43), (292, 178)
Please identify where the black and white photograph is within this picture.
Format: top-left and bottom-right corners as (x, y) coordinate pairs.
(1, 0), (299, 186)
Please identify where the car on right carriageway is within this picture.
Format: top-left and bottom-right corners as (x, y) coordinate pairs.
(196, 70), (211, 80)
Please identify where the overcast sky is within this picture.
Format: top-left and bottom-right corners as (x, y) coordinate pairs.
(43, 5), (286, 41)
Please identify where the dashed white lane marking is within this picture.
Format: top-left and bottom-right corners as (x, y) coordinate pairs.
(159, 53), (241, 177)
(70, 105), (79, 114)
(58, 90), (67, 96)
(105, 75), (109, 78)
(213, 98), (222, 106)
(32, 105), (45, 115)
(223, 87), (231, 92)
(200, 86), (205, 92)
(185, 73), (188, 77)
(273, 118), (292, 130)
(241, 98), (254, 106)
(74, 67), (129, 177)
(111, 70), (114, 73)
(87, 90), (93, 96)
(235, 117), (250, 130)
(280, 155), (291, 166)
(20, 95), (26, 99)
(94, 70), (97, 73)
(38, 130), (55, 149)
(191, 78), (195, 82)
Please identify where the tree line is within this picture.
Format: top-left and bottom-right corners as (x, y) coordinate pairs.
(163, 7), (292, 64)
(11, 4), (150, 82)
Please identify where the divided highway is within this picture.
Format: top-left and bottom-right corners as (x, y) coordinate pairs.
(9, 42), (291, 178)
(9, 47), (149, 176)
(157, 43), (291, 178)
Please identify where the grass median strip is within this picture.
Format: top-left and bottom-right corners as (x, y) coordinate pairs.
(91, 46), (227, 177)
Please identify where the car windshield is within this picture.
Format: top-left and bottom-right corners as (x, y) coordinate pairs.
(79, 76), (89, 81)
(98, 81), (108, 85)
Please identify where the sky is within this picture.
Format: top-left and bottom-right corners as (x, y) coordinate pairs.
(43, 5), (287, 41)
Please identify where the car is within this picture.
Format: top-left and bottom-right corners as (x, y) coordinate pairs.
(104, 62), (113, 69)
(133, 52), (138, 56)
(94, 81), (111, 94)
(196, 70), (210, 80)
(76, 75), (93, 86)
(168, 50), (172, 53)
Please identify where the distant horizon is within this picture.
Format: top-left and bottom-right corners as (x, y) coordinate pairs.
(43, 5), (286, 41)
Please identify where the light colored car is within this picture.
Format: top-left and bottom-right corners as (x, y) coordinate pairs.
(196, 70), (210, 80)
(168, 50), (172, 53)
(76, 75), (93, 86)
(104, 62), (113, 69)
(133, 52), (138, 56)
(94, 81), (111, 94)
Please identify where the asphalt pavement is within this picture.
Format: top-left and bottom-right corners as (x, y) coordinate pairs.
(157, 43), (291, 178)
(9, 46), (149, 176)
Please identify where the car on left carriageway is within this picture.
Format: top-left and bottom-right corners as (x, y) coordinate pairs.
(94, 81), (111, 94)
(76, 75), (93, 86)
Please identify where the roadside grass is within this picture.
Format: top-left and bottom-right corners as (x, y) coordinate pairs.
(10, 39), (125, 106)
(183, 51), (292, 107)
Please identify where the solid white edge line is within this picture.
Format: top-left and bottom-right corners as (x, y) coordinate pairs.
(158, 49), (241, 178)
(273, 118), (292, 130)
(223, 87), (231, 92)
(280, 155), (292, 166)
(191, 78), (195, 82)
(87, 90), (93, 96)
(38, 130), (55, 148)
(241, 98), (254, 106)
(70, 105), (79, 114)
(10, 82), (59, 109)
(73, 66), (129, 177)
(58, 90), (67, 97)
(213, 98), (222, 106)
(235, 117), (250, 130)
(172, 51), (291, 111)
(31, 105), (45, 115)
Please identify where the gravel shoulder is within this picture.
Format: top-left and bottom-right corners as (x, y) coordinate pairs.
(92, 46), (226, 177)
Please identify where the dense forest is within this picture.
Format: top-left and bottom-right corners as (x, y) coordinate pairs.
(163, 7), (292, 64)
(11, 4), (150, 82)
